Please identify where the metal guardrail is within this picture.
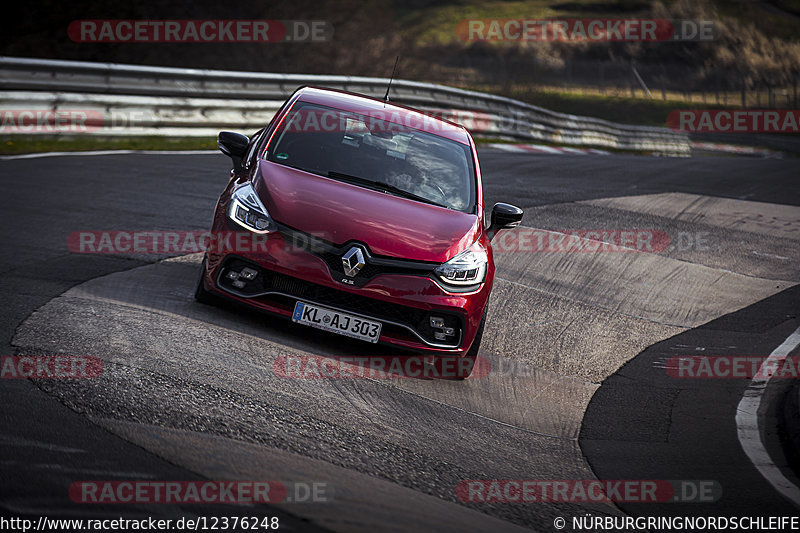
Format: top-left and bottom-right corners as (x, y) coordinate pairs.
(0, 56), (691, 155)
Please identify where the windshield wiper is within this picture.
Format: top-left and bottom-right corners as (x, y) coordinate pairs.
(327, 171), (448, 209)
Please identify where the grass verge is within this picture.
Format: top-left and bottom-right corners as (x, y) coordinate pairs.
(0, 136), (218, 155)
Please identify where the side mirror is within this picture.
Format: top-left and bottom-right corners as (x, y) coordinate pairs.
(488, 202), (523, 240)
(218, 131), (249, 171)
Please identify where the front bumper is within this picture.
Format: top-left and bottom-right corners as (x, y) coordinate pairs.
(202, 224), (491, 355)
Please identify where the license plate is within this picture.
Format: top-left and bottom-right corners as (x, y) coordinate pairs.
(292, 301), (382, 343)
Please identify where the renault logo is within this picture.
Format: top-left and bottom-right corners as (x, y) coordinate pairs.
(342, 247), (366, 277)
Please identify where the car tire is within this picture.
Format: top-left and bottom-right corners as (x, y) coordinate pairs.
(194, 255), (219, 305)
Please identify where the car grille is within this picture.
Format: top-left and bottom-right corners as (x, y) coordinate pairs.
(217, 257), (463, 347)
(319, 251), (430, 284)
(275, 222), (435, 286)
(267, 269), (425, 326)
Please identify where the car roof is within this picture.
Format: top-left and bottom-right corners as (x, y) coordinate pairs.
(292, 86), (473, 146)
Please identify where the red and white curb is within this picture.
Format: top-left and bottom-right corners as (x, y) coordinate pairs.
(486, 143), (610, 155)
(690, 142), (782, 158)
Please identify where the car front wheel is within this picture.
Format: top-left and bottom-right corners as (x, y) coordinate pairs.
(194, 255), (219, 305)
(441, 306), (486, 380)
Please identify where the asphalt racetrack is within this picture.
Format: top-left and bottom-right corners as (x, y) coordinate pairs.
(1, 148), (799, 531)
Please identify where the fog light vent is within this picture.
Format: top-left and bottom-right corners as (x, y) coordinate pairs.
(239, 267), (258, 281)
(429, 315), (457, 342)
(225, 267), (259, 282)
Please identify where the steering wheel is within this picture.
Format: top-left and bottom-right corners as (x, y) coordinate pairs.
(401, 172), (448, 205)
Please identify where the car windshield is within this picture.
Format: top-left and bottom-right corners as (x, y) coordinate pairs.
(265, 102), (475, 212)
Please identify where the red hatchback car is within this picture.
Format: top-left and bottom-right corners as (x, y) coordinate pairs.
(196, 87), (523, 377)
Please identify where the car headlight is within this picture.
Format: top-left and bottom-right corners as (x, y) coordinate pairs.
(227, 183), (275, 233)
(434, 241), (488, 288)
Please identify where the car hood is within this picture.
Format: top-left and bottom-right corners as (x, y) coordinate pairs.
(253, 161), (480, 263)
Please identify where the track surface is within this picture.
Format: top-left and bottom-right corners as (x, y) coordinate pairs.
(1, 150), (799, 531)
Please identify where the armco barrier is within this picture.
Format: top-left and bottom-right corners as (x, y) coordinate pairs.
(0, 56), (690, 156)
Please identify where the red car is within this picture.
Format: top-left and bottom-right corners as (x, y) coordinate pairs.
(196, 86), (522, 377)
